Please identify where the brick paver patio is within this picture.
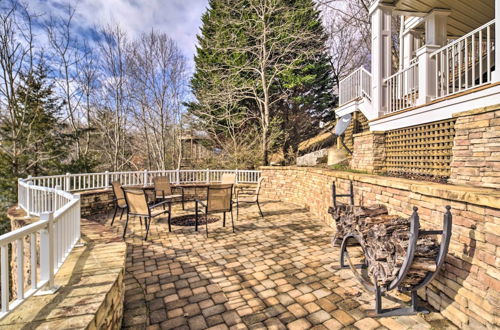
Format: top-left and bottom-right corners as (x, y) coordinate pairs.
(91, 200), (456, 330)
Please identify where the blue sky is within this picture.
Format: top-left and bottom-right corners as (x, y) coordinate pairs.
(31, 0), (210, 71)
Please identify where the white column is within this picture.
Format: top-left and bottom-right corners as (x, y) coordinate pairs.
(402, 31), (415, 68)
(416, 9), (449, 105)
(493, 0), (500, 82)
(424, 9), (450, 47)
(370, 2), (394, 118)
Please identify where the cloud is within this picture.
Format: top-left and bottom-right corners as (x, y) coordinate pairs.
(30, 0), (209, 71)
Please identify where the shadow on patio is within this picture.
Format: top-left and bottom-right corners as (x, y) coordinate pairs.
(89, 200), (455, 330)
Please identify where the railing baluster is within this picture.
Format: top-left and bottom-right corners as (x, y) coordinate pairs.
(16, 238), (24, 300)
(30, 233), (37, 290)
(1, 245), (9, 313)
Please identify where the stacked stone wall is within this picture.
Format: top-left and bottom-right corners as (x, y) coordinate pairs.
(450, 105), (500, 189)
(350, 131), (385, 173)
(260, 166), (500, 329)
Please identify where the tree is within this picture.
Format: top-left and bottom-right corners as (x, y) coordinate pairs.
(127, 31), (188, 170)
(189, 0), (334, 165)
(0, 61), (69, 202)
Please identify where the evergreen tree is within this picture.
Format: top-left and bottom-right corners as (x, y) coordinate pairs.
(188, 0), (334, 166)
(0, 63), (70, 205)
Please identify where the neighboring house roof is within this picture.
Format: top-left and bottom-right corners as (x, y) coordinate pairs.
(180, 130), (210, 140)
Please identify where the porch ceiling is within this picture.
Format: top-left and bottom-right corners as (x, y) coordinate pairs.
(386, 0), (495, 37)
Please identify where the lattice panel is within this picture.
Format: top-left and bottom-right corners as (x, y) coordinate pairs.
(385, 119), (456, 177)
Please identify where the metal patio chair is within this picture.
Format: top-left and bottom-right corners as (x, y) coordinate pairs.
(153, 176), (183, 208)
(122, 188), (172, 240)
(236, 177), (264, 218)
(221, 173), (236, 184)
(195, 184), (234, 237)
(110, 181), (127, 226)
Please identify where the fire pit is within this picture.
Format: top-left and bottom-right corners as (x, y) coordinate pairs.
(170, 214), (220, 227)
(328, 181), (452, 317)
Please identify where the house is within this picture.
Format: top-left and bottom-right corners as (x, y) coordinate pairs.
(337, 0), (498, 130)
(336, 0), (499, 186)
(179, 131), (216, 167)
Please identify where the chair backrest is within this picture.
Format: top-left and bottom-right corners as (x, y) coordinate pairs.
(221, 173), (236, 184)
(255, 177), (264, 196)
(153, 176), (172, 196)
(207, 184), (233, 212)
(111, 181), (127, 208)
(122, 188), (149, 215)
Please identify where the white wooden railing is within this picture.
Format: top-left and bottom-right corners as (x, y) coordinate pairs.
(1, 185), (80, 319)
(432, 19), (495, 100)
(385, 62), (419, 114)
(3, 168), (260, 318)
(339, 67), (372, 105)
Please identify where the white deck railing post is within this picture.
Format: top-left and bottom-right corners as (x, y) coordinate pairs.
(105, 171), (109, 188)
(416, 45), (440, 105)
(143, 170), (148, 187)
(40, 212), (55, 291)
(65, 173), (71, 191)
(493, 2), (500, 82)
(206, 168), (209, 183)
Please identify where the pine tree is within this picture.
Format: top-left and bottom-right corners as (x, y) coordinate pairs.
(0, 62), (70, 205)
(188, 0), (334, 165)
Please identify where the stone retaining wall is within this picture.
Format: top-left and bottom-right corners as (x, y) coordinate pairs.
(2, 212), (126, 329)
(260, 166), (500, 329)
(449, 105), (500, 189)
(80, 188), (115, 216)
(350, 131), (385, 173)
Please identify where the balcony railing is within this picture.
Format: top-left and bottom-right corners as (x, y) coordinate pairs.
(2, 183), (80, 319)
(385, 62), (419, 114)
(432, 19), (495, 99)
(339, 67), (372, 106)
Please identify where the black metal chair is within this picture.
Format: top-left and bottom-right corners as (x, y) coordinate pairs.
(153, 176), (183, 210)
(236, 177), (264, 218)
(195, 184), (234, 237)
(110, 181), (127, 226)
(122, 188), (172, 240)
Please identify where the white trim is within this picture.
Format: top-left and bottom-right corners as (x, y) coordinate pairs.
(369, 84), (500, 131)
(335, 97), (376, 120)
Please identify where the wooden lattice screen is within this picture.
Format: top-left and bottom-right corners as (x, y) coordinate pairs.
(385, 118), (456, 177)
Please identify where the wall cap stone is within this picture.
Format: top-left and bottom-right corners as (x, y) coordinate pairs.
(0, 215), (126, 329)
(260, 166), (500, 209)
(452, 103), (500, 118)
(352, 131), (385, 138)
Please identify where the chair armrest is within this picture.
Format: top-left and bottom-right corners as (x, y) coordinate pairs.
(195, 199), (207, 208)
(149, 200), (170, 209)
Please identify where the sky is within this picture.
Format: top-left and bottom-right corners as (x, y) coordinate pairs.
(31, 0), (210, 72)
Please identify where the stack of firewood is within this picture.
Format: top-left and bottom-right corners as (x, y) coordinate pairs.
(328, 204), (439, 288)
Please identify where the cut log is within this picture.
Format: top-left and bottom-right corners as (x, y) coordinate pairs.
(330, 202), (439, 289)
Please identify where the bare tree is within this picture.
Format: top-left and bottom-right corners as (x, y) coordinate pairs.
(45, 2), (85, 159)
(127, 31), (188, 170)
(318, 0), (400, 87)
(0, 1), (36, 177)
(93, 24), (132, 171)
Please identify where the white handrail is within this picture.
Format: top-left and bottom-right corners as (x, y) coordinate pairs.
(431, 19), (495, 100)
(339, 67), (372, 106)
(1, 187), (80, 319)
(385, 62), (419, 114)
